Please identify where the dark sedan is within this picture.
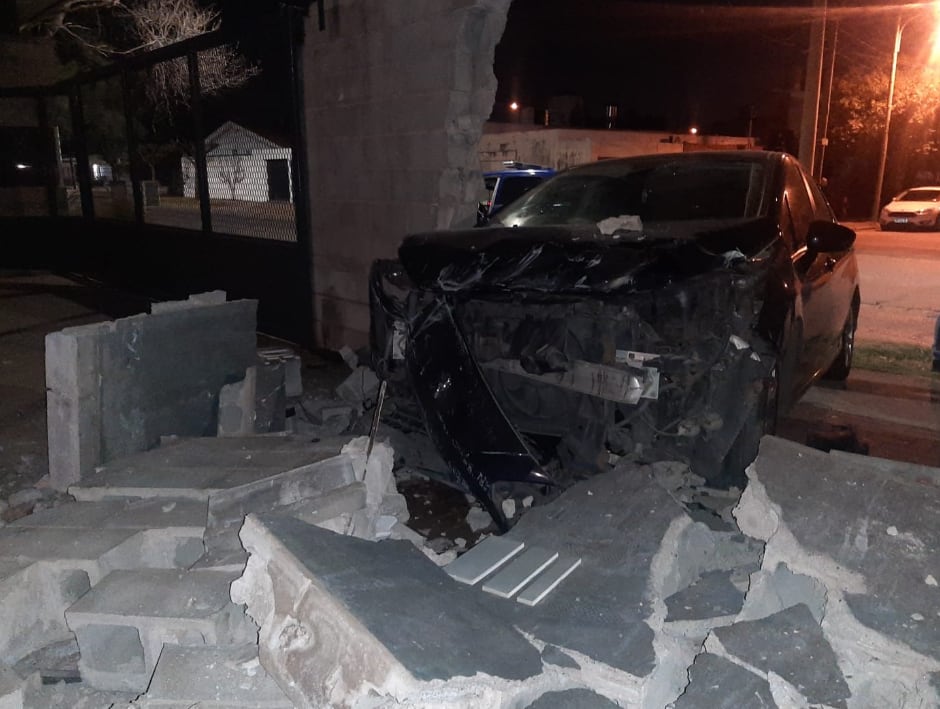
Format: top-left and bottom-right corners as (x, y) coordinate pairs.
(370, 151), (860, 528)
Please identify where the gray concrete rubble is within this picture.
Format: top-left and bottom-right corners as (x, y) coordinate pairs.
(45, 292), (257, 489)
(8, 298), (940, 708)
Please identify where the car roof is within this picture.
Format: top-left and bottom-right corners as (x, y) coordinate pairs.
(484, 162), (554, 178)
(560, 150), (786, 173)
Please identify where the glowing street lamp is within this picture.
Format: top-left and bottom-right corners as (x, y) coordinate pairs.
(509, 101), (519, 111)
(872, 12), (940, 220)
(689, 126), (698, 135)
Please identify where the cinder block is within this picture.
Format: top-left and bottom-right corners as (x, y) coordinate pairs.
(138, 644), (292, 708)
(66, 569), (256, 692)
(217, 367), (257, 437)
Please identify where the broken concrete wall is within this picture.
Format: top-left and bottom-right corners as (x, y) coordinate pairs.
(304, 0), (512, 348)
(45, 292), (257, 489)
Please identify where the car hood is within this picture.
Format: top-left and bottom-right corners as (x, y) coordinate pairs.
(398, 217), (778, 295)
(886, 200), (940, 212)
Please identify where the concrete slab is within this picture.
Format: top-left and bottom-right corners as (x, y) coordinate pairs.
(665, 570), (746, 622)
(481, 547), (559, 598)
(713, 603), (849, 706)
(672, 653), (776, 708)
(734, 437), (940, 706)
(231, 513), (544, 708)
(139, 644), (292, 708)
(517, 555), (582, 607)
(66, 568), (256, 692)
(740, 438), (940, 661)
(71, 436), (346, 501)
(445, 535), (524, 584)
(10, 498), (207, 530)
(0, 666), (30, 708)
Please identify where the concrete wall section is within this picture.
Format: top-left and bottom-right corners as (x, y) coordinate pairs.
(304, 0), (513, 349)
(46, 294), (257, 489)
(479, 126), (755, 172)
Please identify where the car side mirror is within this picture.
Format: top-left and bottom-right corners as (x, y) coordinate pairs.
(807, 220), (855, 253)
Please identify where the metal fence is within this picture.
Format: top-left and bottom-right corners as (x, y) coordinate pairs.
(0, 16), (309, 244)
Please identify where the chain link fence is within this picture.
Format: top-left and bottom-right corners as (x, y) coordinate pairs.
(1, 22), (304, 243)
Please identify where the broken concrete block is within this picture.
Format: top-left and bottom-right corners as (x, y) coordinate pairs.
(139, 644), (292, 708)
(335, 366), (379, 405)
(708, 603), (851, 706)
(254, 357), (287, 432)
(672, 652), (775, 708)
(66, 568), (256, 692)
(466, 505), (492, 533)
(257, 346), (302, 398)
(338, 344), (358, 370)
(664, 570), (746, 622)
(71, 436), (346, 502)
(340, 436), (395, 508)
(231, 514), (544, 708)
(0, 670), (23, 707)
(149, 290), (227, 314)
(217, 367), (257, 437)
(45, 296), (257, 489)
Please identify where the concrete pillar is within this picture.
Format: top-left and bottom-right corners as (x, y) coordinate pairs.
(304, 0), (513, 348)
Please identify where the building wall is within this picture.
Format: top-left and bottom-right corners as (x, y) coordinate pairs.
(304, 0), (512, 349)
(480, 126), (755, 172)
(182, 148), (293, 202)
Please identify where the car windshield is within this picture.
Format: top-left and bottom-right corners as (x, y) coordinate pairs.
(898, 189), (940, 202)
(494, 158), (770, 230)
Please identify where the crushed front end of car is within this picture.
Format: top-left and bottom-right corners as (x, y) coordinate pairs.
(370, 221), (781, 529)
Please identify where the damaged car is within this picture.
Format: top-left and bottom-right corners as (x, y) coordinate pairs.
(370, 151), (860, 529)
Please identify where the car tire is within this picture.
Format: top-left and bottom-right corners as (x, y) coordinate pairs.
(823, 302), (857, 381)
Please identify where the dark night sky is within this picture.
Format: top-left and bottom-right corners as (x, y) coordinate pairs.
(491, 0), (928, 139)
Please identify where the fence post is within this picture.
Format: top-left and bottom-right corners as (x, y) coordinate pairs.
(187, 52), (212, 235)
(121, 71), (145, 224)
(68, 89), (95, 219)
(35, 95), (60, 217)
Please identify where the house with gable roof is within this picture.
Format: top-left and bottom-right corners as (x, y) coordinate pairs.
(182, 120), (293, 202)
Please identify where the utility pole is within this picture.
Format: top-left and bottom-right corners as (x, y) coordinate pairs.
(798, 0), (827, 174)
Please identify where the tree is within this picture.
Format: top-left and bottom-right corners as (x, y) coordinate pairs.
(19, 0), (257, 112)
(216, 151), (246, 200)
(829, 63), (940, 210)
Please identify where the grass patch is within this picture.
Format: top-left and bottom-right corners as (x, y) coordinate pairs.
(855, 342), (938, 378)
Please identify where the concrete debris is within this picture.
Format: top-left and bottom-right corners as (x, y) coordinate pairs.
(257, 346), (303, 398)
(45, 293), (257, 489)
(728, 435), (940, 708)
(6, 487), (43, 509)
(501, 497), (517, 519)
(338, 344), (359, 370)
(335, 365), (380, 406)
(467, 505), (493, 533)
(217, 366), (258, 437)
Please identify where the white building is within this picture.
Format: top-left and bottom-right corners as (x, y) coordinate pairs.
(183, 121), (293, 202)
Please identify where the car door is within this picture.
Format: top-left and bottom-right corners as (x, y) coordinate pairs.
(781, 160), (833, 391)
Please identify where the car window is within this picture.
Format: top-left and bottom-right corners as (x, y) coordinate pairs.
(899, 189), (940, 201)
(497, 159), (769, 228)
(782, 162), (813, 251)
(801, 169), (835, 222)
(495, 175), (545, 209)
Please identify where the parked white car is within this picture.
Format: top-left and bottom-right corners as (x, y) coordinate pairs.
(880, 186), (940, 230)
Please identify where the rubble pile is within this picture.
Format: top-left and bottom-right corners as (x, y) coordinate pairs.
(1, 294), (937, 707)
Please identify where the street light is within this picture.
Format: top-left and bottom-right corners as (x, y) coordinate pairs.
(871, 11), (940, 220)
(871, 16), (905, 221)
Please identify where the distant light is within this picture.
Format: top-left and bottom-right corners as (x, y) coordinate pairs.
(510, 101), (519, 111)
(14, 163), (29, 169)
(689, 127), (698, 135)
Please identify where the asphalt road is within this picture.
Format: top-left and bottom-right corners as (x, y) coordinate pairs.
(845, 224), (940, 348)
